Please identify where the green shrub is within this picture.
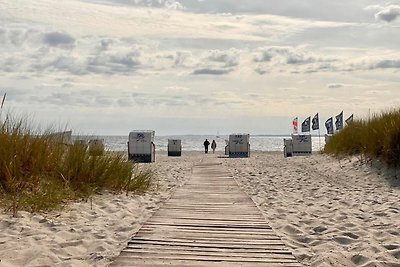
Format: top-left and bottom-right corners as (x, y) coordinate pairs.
(324, 108), (400, 167)
(0, 114), (154, 213)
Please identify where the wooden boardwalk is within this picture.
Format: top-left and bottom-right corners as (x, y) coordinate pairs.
(111, 158), (302, 266)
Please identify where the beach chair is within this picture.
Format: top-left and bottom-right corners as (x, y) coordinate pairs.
(283, 138), (293, 157)
(128, 131), (155, 163)
(291, 134), (312, 156)
(228, 134), (250, 158)
(168, 139), (182, 156)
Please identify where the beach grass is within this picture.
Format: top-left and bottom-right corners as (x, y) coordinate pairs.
(324, 108), (400, 167)
(0, 114), (153, 214)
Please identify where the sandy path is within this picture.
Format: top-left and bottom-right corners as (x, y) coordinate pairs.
(1, 151), (399, 267)
(222, 152), (400, 267)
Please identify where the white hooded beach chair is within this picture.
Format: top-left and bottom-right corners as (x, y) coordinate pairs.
(168, 139), (182, 157)
(228, 134), (250, 158)
(128, 131), (155, 163)
(291, 134), (312, 156)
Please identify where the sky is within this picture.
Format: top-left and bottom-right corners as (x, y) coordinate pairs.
(1, 0), (400, 135)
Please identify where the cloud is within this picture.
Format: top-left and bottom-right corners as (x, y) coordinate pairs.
(117, 98), (132, 107)
(205, 49), (240, 67)
(253, 51), (272, 63)
(93, 0), (184, 10)
(251, 45), (400, 74)
(163, 86), (191, 92)
(251, 46), (343, 74)
(42, 32), (75, 47)
(187, 48), (241, 76)
(253, 46), (331, 65)
(4, 24), (400, 78)
(366, 5), (400, 22)
(286, 53), (316, 65)
(171, 51), (193, 67)
(327, 83), (345, 89)
(364, 5), (383, 12)
(254, 66), (268, 75)
(87, 47), (143, 74)
(192, 68), (232, 75)
(373, 59), (400, 69)
(376, 5), (400, 22)
(40, 92), (92, 106)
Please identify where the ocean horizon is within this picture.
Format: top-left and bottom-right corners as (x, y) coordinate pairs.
(96, 134), (326, 152)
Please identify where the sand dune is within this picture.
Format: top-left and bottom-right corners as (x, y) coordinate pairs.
(0, 152), (201, 267)
(0, 151), (399, 266)
(222, 152), (400, 267)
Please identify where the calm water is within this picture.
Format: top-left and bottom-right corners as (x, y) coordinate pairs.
(101, 135), (325, 152)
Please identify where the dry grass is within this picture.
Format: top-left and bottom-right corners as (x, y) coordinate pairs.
(0, 114), (154, 214)
(324, 108), (400, 167)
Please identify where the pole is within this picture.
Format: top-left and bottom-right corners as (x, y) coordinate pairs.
(318, 128), (321, 150)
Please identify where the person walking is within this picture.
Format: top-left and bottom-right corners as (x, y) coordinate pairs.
(211, 140), (217, 153)
(203, 139), (210, 154)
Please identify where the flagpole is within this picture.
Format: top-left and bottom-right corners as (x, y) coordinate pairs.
(318, 128), (321, 150)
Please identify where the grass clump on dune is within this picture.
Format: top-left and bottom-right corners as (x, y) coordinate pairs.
(0, 114), (154, 214)
(324, 108), (400, 167)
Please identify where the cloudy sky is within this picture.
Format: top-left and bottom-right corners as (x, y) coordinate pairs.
(1, 0), (400, 135)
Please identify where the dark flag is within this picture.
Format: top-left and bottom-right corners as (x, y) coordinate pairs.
(301, 116), (311, 132)
(335, 111), (343, 131)
(345, 114), (354, 125)
(311, 113), (319, 130)
(325, 117), (334, 134)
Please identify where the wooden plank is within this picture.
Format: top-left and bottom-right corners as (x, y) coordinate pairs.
(120, 249), (296, 259)
(114, 254), (301, 263)
(111, 159), (302, 266)
(138, 229), (276, 236)
(141, 222), (270, 230)
(111, 255), (302, 267)
(133, 228), (280, 239)
(112, 261), (301, 267)
(122, 246), (293, 254)
(128, 238), (286, 246)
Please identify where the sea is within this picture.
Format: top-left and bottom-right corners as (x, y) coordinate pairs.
(100, 135), (326, 152)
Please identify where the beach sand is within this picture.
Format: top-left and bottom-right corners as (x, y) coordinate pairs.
(0, 152), (202, 267)
(222, 152), (400, 267)
(0, 151), (399, 266)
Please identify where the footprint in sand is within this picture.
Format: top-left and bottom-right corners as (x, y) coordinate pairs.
(351, 254), (370, 265)
(342, 232), (359, 239)
(283, 225), (304, 235)
(391, 249), (400, 260)
(313, 226), (328, 233)
(383, 244), (400, 250)
(332, 236), (356, 245)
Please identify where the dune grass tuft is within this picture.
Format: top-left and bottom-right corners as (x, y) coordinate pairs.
(324, 108), (400, 167)
(0, 114), (154, 214)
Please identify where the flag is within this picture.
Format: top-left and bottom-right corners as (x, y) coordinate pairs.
(325, 117), (334, 134)
(345, 114), (353, 125)
(292, 117), (298, 133)
(312, 113), (319, 130)
(301, 116), (311, 132)
(335, 111), (343, 131)
(1, 93), (6, 109)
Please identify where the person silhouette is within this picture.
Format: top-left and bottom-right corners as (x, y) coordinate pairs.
(203, 139), (210, 154)
(211, 140), (217, 153)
